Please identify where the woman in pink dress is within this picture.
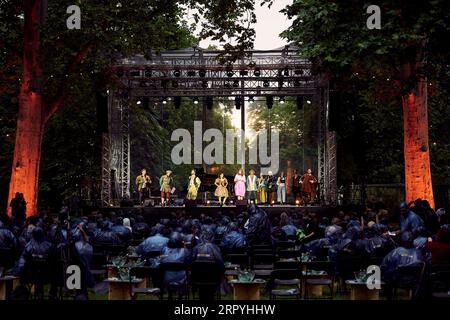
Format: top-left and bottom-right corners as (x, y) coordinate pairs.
(234, 168), (246, 200)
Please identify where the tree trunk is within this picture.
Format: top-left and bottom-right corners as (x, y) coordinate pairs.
(402, 78), (435, 208)
(7, 0), (44, 217)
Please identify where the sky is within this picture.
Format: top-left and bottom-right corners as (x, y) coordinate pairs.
(199, 0), (293, 50)
(195, 0), (294, 128)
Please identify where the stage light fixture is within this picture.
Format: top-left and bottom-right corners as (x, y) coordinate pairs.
(295, 199), (300, 206)
(227, 70), (234, 77)
(193, 97), (199, 105)
(187, 70), (196, 77)
(144, 69), (152, 77)
(202, 80), (208, 88)
(174, 96), (181, 109)
(279, 96), (285, 104)
(233, 80), (240, 88)
(199, 69), (206, 77)
(248, 96), (254, 102)
(116, 69), (124, 77)
(142, 97), (149, 109)
(306, 99), (312, 104)
(263, 80), (270, 87)
(235, 96), (241, 110)
(136, 99), (142, 105)
(254, 68), (261, 77)
(248, 61), (256, 68)
(266, 96), (273, 109)
(283, 68), (289, 76)
(162, 98), (167, 105)
(174, 69), (181, 77)
(240, 70), (248, 76)
(297, 96), (304, 110)
(206, 97), (213, 110)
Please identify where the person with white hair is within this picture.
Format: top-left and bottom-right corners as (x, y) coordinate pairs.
(123, 218), (132, 232)
(266, 170), (277, 204)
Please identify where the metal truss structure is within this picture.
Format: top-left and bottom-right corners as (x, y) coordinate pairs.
(101, 46), (337, 206)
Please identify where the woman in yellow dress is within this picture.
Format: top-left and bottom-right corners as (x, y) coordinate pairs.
(214, 173), (229, 205)
(187, 169), (201, 200)
(257, 173), (267, 204)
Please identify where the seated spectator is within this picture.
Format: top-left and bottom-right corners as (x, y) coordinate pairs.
(399, 202), (424, 234)
(111, 217), (132, 242)
(364, 223), (395, 257)
(193, 230), (223, 267)
(92, 220), (122, 245)
(381, 231), (428, 299)
(160, 232), (191, 286)
(245, 205), (272, 245)
(221, 222), (246, 250)
(0, 220), (18, 250)
(137, 224), (170, 256)
(133, 215), (150, 239)
(123, 218), (132, 232)
(280, 212), (297, 237)
(427, 224), (450, 264)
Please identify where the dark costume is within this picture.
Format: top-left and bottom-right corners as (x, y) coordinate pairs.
(300, 172), (318, 204)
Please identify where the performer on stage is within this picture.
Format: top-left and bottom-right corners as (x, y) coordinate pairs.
(246, 169), (257, 203)
(136, 168), (152, 204)
(266, 171), (277, 204)
(277, 171), (287, 204)
(234, 168), (246, 201)
(186, 169), (201, 200)
(257, 173), (267, 204)
(214, 173), (229, 205)
(159, 170), (173, 206)
(300, 168), (318, 205)
(292, 170), (301, 203)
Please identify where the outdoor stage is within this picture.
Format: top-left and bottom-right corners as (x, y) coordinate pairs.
(98, 204), (333, 223)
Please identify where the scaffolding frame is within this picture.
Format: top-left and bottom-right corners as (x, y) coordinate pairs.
(101, 46), (337, 205)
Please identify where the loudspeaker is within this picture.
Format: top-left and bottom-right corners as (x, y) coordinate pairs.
(185, 200), (197, 208)
(96, 93), (108, 133)
(236, 199), (248, 207)
(143, 199), (154, 207)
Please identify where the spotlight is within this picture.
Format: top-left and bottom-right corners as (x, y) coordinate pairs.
(266, 96), (273, 109)
(206, 200), (211, 205)
(263, 80), (270, 87)
(206, 97), (213, 110)
(296, 96), (304, 110)
(199, 69), (206, 77)
(174, 69), (181, 77)
(187, 70), (196, 77)
(283, 67), (289, 76)
(235, 96), (241, 110)
(136, 99), (142, 105)
(271, 200), (275, 206)
(162, 98), (167, 105)
(229, 200), (234, 205)
(295, 199), (300, 206)
(174, 96), (181, 109)
(306, 99), (312, 104)
(279, 96), (285, 104)
(254, 68), (261, 77)
(193, 97), (199, 105)
(248, 96), (254, 102)
(144, 69), (152, 77)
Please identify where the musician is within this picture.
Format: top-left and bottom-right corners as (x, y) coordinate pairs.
(292, 170), (302, 203)
(159, 170), (173, 206)
(234, 168), (246, 201)
(136, 169), (152, 204)
(257, 173), (267, 204)
(246, 169), (257, 203)
(300, 169), (318, 205)
(266, 171), (277, 204)
(214, 173), (229, 205)
(277, 171), (287, 204)
(187, 169), (201, 200)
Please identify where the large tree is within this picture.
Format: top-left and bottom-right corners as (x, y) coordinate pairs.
(282, 0), (450, 208)
(1, 0), (261, 216)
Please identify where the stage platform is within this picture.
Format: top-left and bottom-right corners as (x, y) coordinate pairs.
(98, 204), (334, 223)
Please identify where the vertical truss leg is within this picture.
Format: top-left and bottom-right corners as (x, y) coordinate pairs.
(101, 133), (111, 207)
(120, 98), (131, 199)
